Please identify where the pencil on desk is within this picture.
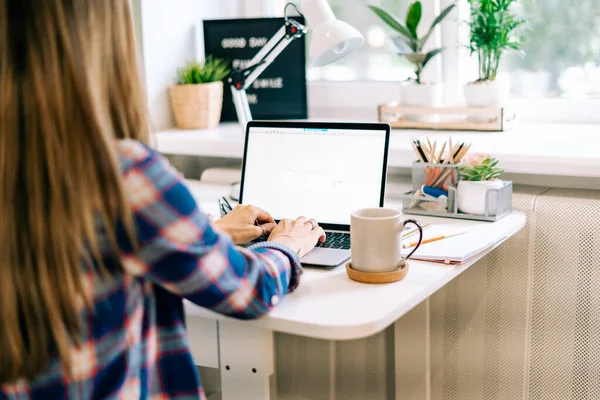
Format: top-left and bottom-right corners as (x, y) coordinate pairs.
(403, 231), (466, 249)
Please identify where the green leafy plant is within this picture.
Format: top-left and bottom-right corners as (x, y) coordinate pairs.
(176, 57), (231, 85)
(468, 0), (525, 81)
(459, 153), (504, 181)
(369, 1), (456, 84)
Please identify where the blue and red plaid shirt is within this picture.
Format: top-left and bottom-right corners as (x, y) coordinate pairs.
(0, 140), (302, 399)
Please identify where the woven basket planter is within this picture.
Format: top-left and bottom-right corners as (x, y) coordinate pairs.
(169, 81), (223, 129)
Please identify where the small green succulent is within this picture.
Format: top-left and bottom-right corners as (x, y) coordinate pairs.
(459, 154), (504, 181)
(176, 57), (231, 85)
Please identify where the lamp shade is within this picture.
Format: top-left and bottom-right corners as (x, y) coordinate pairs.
(301, 0), (364, 67)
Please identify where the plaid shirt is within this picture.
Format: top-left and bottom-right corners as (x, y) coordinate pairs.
(1, 141), (302, 400)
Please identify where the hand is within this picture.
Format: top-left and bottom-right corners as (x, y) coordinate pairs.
(213, 205), (277, 245)
(268, 217), (326, 257)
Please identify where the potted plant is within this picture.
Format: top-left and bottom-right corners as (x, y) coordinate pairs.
(465, 0), (524, 107)
(457, 153), (504, 215)
(169, 57), (230, 129)
(369, 1), (456, 107)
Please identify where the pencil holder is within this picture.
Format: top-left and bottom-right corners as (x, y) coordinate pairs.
(411, 161), (459, 193)
(401, 161), (513, 222)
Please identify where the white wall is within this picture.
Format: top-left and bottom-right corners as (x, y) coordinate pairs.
(139, 0), (243, 130)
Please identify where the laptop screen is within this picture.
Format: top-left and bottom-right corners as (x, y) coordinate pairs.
(241, 123), (389, 228)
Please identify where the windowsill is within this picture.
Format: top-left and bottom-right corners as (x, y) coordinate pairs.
(153, 122), (600, 179)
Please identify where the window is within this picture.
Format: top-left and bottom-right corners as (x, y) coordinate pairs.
(259, 0), (600, 122)
(503, 0), (600, 99)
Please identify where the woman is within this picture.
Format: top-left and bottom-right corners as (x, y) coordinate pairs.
(0, 0), (325, 398)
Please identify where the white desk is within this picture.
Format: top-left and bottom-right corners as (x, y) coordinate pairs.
(182, 181), (526, 400)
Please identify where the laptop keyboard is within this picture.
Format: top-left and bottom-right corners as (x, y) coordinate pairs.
(316, 232), (351, 250)
(253, 231), (351, 250)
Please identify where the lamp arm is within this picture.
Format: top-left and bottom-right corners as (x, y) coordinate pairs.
(229, 18), (307, 128)
(231, 85), (252, 129)
(243, 25), (288, 87)
(244, 33), (295, 90)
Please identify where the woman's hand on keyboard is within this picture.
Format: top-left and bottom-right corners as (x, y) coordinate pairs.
(268, 217), (326, 257)
(213, 204), (277, 245)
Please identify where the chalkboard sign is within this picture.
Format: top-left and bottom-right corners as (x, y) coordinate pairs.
(203, 17), (308, 122)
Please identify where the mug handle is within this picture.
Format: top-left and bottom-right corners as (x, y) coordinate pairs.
(400, 219), (423, 261)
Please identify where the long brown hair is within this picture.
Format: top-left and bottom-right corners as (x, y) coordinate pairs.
(0, 0), (148, 383)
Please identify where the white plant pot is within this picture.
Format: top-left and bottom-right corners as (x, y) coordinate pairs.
(457, 180), (505, 216)
(400, 83), (442, 107)
(399, 83), (442, 121)
(463, 79), (510, 108)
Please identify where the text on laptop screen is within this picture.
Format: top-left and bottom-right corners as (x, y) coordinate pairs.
(242, 126), (387, 226)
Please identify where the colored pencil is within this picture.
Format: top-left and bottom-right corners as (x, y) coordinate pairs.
(403, 231), (467, 249)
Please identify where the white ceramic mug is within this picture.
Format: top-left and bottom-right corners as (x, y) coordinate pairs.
(350, 208), (423, 273)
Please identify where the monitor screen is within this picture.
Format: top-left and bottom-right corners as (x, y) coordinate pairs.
(241, 125), (388, 226)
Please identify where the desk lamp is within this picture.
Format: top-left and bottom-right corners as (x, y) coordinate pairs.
(228, 0), (364, 128)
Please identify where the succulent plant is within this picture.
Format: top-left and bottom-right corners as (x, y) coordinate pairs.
(459, 153), (504, 181)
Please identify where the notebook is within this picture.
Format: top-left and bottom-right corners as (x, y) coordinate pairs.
(401, 225), (507, 265)
(401, 223), (432, 240)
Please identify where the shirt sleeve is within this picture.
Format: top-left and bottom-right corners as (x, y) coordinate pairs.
(119, 143), (303, 319)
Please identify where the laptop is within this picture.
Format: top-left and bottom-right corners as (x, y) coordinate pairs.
(239, 121), (391, 268)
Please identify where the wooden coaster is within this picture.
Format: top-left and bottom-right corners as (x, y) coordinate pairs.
(345, 261), (409, 284)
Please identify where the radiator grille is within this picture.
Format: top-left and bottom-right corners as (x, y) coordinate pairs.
(275, 327), (394, 400)
(334, 328), (395, 399)
(275, 334), (331, 400)
(430, 188), (540, 400)
(528, 190), (600, 400)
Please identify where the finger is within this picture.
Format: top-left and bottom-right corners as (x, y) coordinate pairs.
(253, 206), (275, 224)
(295, 216), (308, 225)
(313, 227), (326, 243)
(251, 225), (266, 239)
(258, 222), (277, 235)
(301, 219), (316, 232)
(307, 219), (318, 230)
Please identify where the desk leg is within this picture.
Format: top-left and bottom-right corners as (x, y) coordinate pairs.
(187, 317), (219, 369)
(394, 299), (430, 400)
(218, 321), (275, 400)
